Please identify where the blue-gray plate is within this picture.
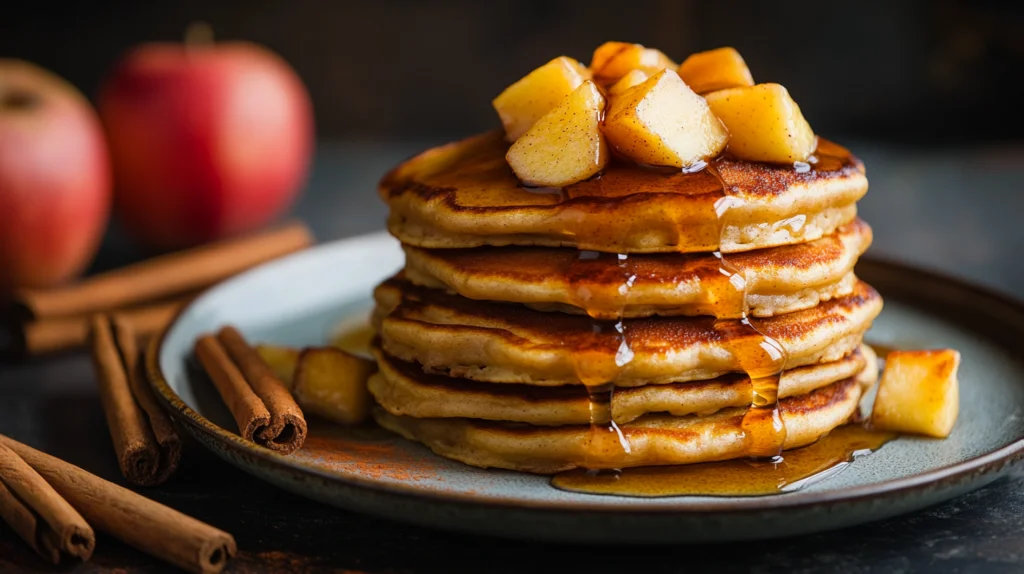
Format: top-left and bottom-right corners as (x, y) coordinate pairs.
(147, 231), (1024, 543)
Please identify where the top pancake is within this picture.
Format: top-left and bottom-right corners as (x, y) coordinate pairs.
(380, 130), (868, 254)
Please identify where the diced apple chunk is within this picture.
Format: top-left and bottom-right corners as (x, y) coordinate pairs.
(506, 80), (608, 187)
(678, 47), (754, 94)
(492, 56), (590, 142)
(871, 349), (961, 438)
(292, 347), (377, 425)
(590, 41), (632, 73)
(590, 42), (676, 83)
(705, 83), (817, 163)
(608, 69), (650, 95)
(256, 344), (300, 391)
(603, 69), (729, 168)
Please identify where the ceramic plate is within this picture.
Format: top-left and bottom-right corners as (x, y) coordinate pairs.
(147, 231), (1024, 543)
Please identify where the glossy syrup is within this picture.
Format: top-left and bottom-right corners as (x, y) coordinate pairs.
(706, 161), (789, 460)
(540, 140), (872, 495)
(565, 249), (636, 470)
(551, 424), (896, 497)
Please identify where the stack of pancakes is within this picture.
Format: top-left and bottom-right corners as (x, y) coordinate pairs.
(369, 130), (881, 474)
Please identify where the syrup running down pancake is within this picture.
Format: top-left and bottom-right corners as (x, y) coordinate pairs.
(403, 218), (872, 319)
(374, 375), (871, 473)
(369, 344), (876, 426)
(372, 276), (882, 386)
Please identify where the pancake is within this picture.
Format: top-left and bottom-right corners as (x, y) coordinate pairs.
(403, 218), (872, 319)
(379, 130), (867, 254)
(369, 344), (876, 425)
(373, 277), (883, 386)
(374, 375), (868, 473)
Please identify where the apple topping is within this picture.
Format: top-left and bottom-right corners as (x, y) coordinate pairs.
(608, 69), (650, 95)
(603, 69), (729, 168)
(492, 56), (591, 142)
(506, 81), (608, 188)
(589, 42), (676, 84)
(678, 47), (754, 94)
(705, 83), (817, 163)
(871, 350), (961, 438)
(293, 347), (377, 425)
(256, 344), (300, 390)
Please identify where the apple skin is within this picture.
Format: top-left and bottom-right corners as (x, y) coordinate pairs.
(97, 41), (314, 250)
(0, 59), (112, 293)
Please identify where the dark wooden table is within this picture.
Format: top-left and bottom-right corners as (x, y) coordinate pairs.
(2, 139), (1023, 573)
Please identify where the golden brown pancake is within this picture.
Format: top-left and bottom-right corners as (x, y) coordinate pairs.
(373, 375), (869, 473)
(379, 130), (867, 254)
(403, 218), (872, 319)
(373, 277), (883, 386)
(369, 344), (875, 425)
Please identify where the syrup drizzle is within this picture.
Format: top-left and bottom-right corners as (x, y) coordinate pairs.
(552, 423), (896, 497)
(524, 141), (863, 486)
(565, 248), (637, 470)
(705, 161), (789, 460)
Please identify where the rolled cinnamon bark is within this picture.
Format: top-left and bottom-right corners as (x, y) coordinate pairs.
(113, 316), (182, 484)
(15, 221), (313, 321)
(88, 314), (182, 486)
(0, 443), (95, 564)
(216, 326), (307, 453)
(21, 298), (183, 356)
(0, 435), (236, 574)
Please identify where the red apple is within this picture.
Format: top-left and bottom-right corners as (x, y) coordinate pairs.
(98, 36), (314, 250)
(0, 59), (112, 293)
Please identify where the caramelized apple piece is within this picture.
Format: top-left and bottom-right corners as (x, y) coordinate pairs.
(256, 344), (300, 391)
(506, 80), (608, 187)
(678, 47), (754, 94)
(608, 69), (650, 95)
(871, 349), (961, 438)
(590, 41), (632, 73)
(705, 83), (816, 163)
(590, 42), (676, 83)
(492, 56), (590, 142)
(603, 69), (729, 168)
(292, 347), (377, 425)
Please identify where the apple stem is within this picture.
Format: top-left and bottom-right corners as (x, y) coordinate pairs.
(184, 21), (214, 50)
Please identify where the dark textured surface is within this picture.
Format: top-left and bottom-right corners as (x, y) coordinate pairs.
(1, 140), (1023, 572)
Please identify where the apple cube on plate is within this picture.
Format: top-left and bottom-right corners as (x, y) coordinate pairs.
(678, 47), (755, 94)
(608, 69), (650, 95)
(603, 69), (729, 168)
(506, 80), (608, 188)
(256, 344), (300, 391)
(292, 347), (377, 425)
(705, 83), (817, 163)
(871, 349), (961, 438)
(492, 56), (590, 142)
(590, 42), (676, 83)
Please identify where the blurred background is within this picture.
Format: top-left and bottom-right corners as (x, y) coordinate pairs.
(4, 0), (1023, 144)
(2, 0), (1023, 292)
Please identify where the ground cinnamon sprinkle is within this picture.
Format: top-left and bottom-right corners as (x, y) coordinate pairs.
(296, 426), (440, 483)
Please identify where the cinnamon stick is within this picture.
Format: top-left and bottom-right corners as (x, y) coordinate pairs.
(194, 334), (272, 444)
(0, 442), (95, 564)
(15, 220), (313, 321)
(0, 435), (236, 574)
(216, 326), (307, 453)
(21, 298), (184, 356)
(193, 329), (307, 454)
(88, 314), (181, 486)
(113, 316), (182, 484)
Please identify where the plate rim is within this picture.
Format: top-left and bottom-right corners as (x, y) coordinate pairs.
(146, 231), (1024, 514)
